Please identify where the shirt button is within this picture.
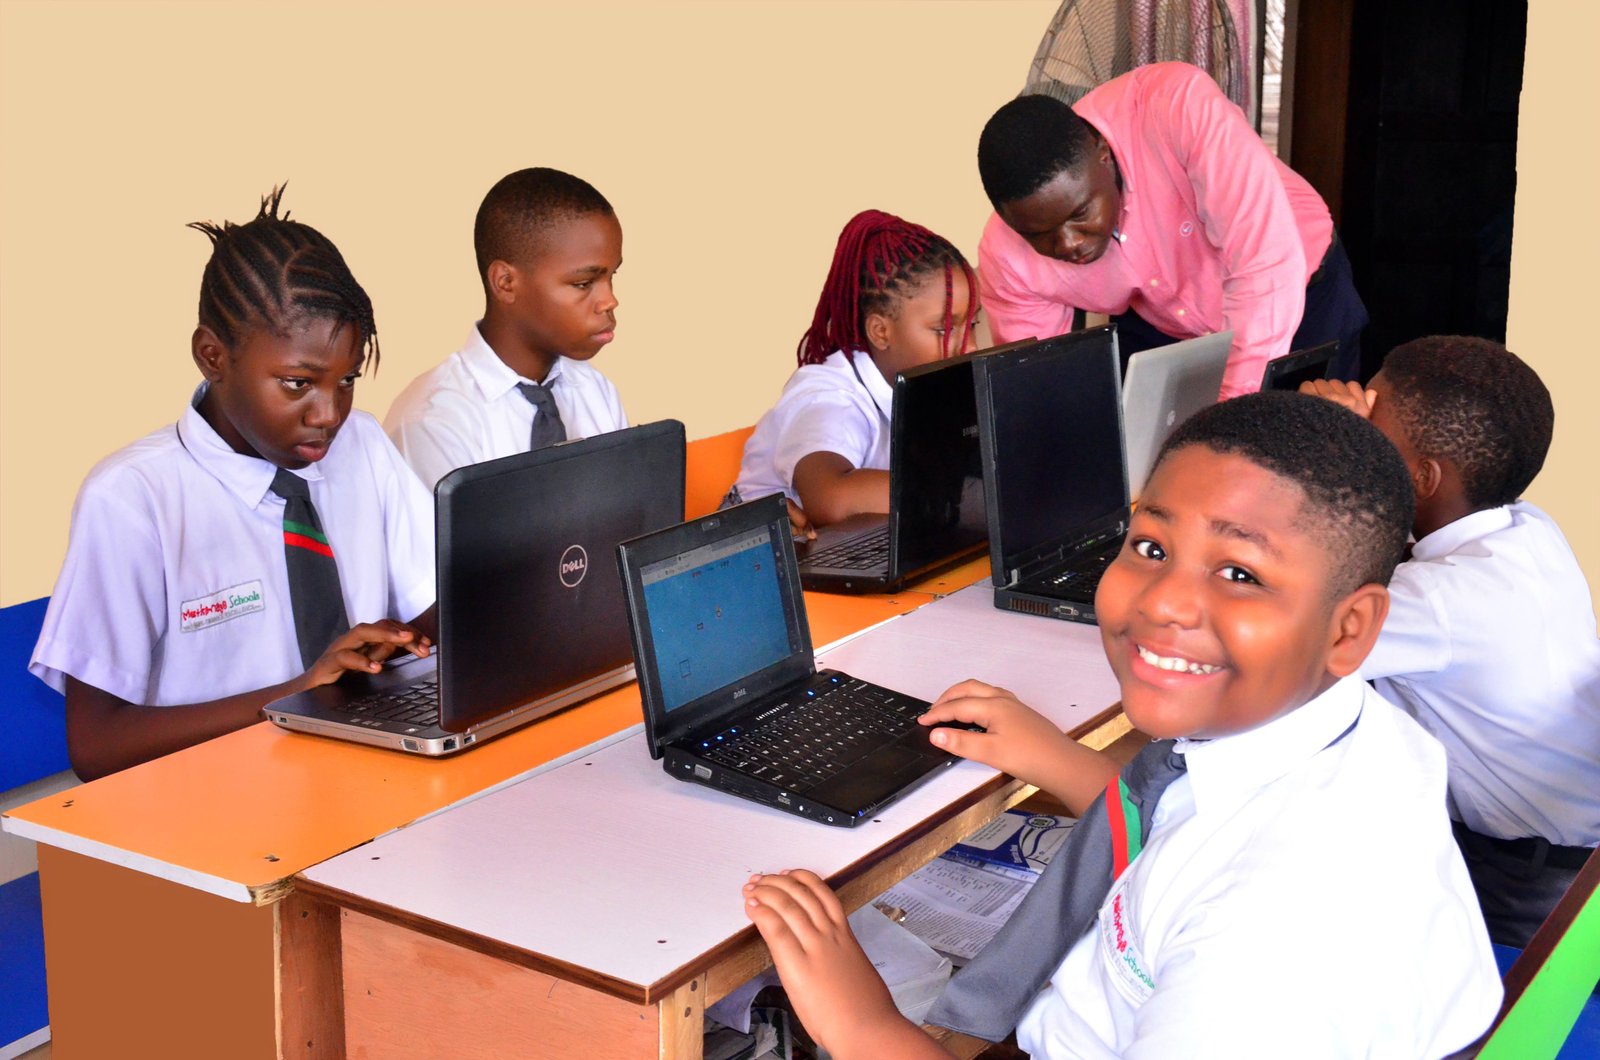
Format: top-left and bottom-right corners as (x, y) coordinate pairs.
(1149, 278), (1160, 287)
(1177, 309), (1186, 317)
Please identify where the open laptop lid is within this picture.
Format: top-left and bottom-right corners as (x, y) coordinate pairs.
(976, 326), (1127, 587)
(1122, 331), (1232, 500)
(1261, 341), (1338, 391)
(618, 495), (813, 760)
(886, 341), (1033, 580)
(436, 420), (685, 732)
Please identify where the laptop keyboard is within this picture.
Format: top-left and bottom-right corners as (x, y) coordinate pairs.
(346, 679), (441, 726)
(697, 676), (925, 793)
(805, 526), (891, 571)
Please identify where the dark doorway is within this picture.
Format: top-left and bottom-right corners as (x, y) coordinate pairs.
(1290, 0), (1525, 380)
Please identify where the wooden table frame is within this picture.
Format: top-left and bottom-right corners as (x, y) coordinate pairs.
(291, 706), (1131, 1059)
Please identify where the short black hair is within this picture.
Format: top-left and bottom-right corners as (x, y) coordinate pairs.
(1153, 391), (1415, 597)
(189, 185), (379, 371)
(977, 94), (1101, 207)
(1379, 336), (1553, 509)
(473, 167), (614, 282)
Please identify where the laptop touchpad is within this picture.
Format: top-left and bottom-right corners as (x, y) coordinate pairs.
(871, 746), (925, 775)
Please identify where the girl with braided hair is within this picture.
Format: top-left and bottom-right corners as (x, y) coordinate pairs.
(732, 210), (980, 527)
(30, 187), (437, 780)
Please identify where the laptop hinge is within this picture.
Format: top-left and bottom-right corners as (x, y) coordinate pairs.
(1014, 513), (1129, 582)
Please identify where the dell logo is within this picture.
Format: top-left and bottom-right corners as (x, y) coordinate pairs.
(732, 687), (748, 700)
(558, 544), (589, 588)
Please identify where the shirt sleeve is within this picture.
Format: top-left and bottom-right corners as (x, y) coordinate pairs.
(598, 372), (628, 432)
(29, 476), (165, 704)
(978, 215), (1078, 345)
(384, 389), (482, 492)
(770, 393), (880, 494)
(1359, 561), (1452, 679)
(1157, 69), (1309, 398)
(371, 425), (437, 624)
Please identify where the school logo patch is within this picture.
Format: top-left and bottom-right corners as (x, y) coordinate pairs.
(1098, 882), (1157, 1004)
(1179, 220), (1195, 237)
(180, 580), (265, 633)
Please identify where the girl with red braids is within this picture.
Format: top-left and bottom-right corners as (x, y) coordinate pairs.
(731, 210), (979, 527)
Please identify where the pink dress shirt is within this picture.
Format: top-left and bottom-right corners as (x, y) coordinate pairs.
(978, 63), (1334, 398)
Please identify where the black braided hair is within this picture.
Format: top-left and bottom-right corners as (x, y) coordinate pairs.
(1153, 391), (1416, 598)
(189, 185), (379, 372)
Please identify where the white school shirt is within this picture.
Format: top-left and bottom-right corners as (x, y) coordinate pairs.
(1360, 501), (1600, 848)
(1015, 677), (1500, 1060)
(30, 389), (436, 706)
(384, 323), (628, 489)
(733, 350), (893, 505)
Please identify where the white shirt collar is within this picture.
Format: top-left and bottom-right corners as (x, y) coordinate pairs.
(1410, 505), (1514, 562)
(460, 322), (567, 402)
(1178, 674), (1366, 817)
(837, 350), (894, 420)
(176, 383), (324, 509)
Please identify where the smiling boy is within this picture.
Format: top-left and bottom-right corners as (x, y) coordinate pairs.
(385, 167), (628, 489)
(743, 392), (1500, 1058)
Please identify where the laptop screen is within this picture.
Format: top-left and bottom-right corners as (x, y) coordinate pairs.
(639, 526), (798, 712)
(891, 356), (989, 576)
(980, 328), (1127, 571)
(1261, 341), (1337, 391)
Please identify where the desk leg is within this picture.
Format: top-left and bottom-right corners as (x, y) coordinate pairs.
(658, 974), (705, 1059)
(37, 845), (276, 1059)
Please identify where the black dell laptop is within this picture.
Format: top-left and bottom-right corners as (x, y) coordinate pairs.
(266, 421), (686, 755)
(795, 341), (1031, 594)
(977, 326), (1128, 624)
(617, 494), (963, 827)
(1260, 341), (1338, 391)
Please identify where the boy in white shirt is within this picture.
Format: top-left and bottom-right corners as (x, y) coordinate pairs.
(1305, 335), (1599, 946)
(386, 168), (628, 489)
(743, 392), (1500, 1058)
(31, 189), (436, 781)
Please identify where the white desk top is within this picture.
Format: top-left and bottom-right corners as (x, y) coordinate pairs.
(299, 584), (1120, 993)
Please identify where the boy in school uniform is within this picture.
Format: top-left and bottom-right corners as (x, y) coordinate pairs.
(385, 167), (628, 489)
(744, 392), (1501, 1058)
(30, 191), (436, 782)
(1304, 335), (1600, 947)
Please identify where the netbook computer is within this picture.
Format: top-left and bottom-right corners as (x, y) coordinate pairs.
(1122, 330), (1232, 499)
(618, 494), (963, 827)
(266, 421), (686, 756)
(1261, 341), (1338, 391)
(795, 340), (1032, 594)
(977, 326), (1127, 624)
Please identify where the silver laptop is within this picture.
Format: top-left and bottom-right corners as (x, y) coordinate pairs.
(1121, 331), (1232, 498)
(265, 421), (686, 756)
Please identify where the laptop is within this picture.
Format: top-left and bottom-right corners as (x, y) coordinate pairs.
(794, 341), (1032, 594)
(977, 326), (1127, 624)
(1121, 330), (1232, 499)
(1260, 341), (1338, 391)
(617, 494), (964, 827)
(266, 421), (686, 756)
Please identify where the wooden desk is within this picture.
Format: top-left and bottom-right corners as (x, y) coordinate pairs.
(2, 589), (927, 1059)
(297, 585), (1127, 1058)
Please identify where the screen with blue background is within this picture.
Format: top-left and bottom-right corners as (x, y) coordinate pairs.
(641, 528), (794, 711)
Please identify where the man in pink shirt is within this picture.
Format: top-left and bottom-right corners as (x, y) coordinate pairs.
(976, 63), (1366, 398)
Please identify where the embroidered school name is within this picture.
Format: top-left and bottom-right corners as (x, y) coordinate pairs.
(1110, 893), (1155, 991)
(180, 580), (265, 633)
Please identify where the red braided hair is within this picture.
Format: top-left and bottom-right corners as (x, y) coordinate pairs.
(796, 210), (980, 368)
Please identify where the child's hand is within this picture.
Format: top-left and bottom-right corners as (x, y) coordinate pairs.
(786, 498), (817, 541)
(299, 620), (432, 690)
(918, 679), (1076, 789)
(1298, 378), (1376, 419)
(743, 870), (911, 1055)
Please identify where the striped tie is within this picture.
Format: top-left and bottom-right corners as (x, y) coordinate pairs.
(271, 469), (350, 670)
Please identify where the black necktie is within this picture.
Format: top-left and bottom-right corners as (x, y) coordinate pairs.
(926, 739), (1188, 1041)
(516, 381), (567, 450)
(271, 469), (350, 670)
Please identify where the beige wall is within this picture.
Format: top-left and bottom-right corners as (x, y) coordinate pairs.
(0, 0), (1057, 605)
(2, 0), (1595, 608)
(1509, 1), (1600, 607)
